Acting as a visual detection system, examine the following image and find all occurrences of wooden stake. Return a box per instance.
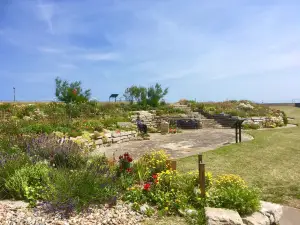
[199,162,206,197]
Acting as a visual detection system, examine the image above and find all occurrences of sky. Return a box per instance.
[0,0,300,103]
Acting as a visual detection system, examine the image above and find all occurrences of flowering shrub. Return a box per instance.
[25,134,86,169]
[207,174,260,215]
[118,152,133,174]
[138,150,169,175]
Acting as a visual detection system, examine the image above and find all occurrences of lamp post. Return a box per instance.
[13,87,15,102]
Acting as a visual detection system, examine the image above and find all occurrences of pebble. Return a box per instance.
[0,201,145,225]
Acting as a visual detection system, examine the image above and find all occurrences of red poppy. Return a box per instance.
[155,179,158,184]
[126,168,132,173]
[124,152,129,157]
[152,174,158,180]
[127,157,133,162]
[143,183,151,191]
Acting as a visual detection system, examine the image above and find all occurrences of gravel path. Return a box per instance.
[0,201,144,225]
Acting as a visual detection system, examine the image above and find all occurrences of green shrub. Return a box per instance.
[50,169,118,210]
[5,163,53,205]
[242,123,260,130]
[0,152,31,198]
[282,111,288,125]
[207,174,260,215]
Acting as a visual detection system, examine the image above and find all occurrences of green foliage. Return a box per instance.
[207,174,260,215]
[5,163,53,205]
[50,168,118,210]
[124,86,147,105]
[123,83,168,107]
[282,111,288,125]
[242,123,260,130]
[55,77,91,104]
[147,83,169,107]
[0,153,31,198]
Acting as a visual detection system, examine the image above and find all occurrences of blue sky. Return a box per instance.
[0,0,300,102]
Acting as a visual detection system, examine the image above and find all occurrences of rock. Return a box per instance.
[104,133,112,139]
[205,207,244,225]
[112,137,121,143]
[95,139,103,145]
[242,212,270,225]
[139,204,150,214]
[259,201,283,224]
[112,132,121,138]
[185,209,198,216]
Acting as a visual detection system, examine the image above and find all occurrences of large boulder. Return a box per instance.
[242,212,270,225]
[259,201,283,224]
[205,207,244,225]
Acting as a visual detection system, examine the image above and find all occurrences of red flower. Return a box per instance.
[127,157,133,162]
[124,152,129,157]
[72,89,77,95]
[126,168,132,173]
[155,179,158,184]
[152,174,158,180]
[143,183,151,191]
[119,155,123,159]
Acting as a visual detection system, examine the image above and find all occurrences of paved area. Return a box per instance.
[91,129,253,159]
[280,206,300,225]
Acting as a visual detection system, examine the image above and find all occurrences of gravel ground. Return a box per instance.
[0,201,145,225]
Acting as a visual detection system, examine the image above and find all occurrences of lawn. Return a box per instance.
[178,106,300,208]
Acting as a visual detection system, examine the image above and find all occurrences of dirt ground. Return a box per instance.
[91,128,253,159]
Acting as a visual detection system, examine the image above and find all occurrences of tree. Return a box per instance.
[147,83,168,107]
[123,85,147,105]
[55,77,91,104]
[123,83,168,107]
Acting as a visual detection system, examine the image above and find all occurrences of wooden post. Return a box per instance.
[166,160,177,170]
[171,160,177,170]
[199,162,206,198]
[198,153,203,164]
[239,123,242,143]
[235,123,238,143]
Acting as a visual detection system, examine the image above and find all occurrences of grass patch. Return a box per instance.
[178,106,300,208]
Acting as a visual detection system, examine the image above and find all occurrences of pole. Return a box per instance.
[13,87,15,102]
[239,122,242,143]
[199,162,206,198]
[235,122,238,143]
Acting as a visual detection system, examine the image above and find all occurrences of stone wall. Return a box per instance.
[69,130,138,148]
[131,111,202,130]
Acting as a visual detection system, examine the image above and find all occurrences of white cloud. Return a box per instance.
[38,47,63,53]
[82,53,119,61]
[37,0,55,34]
[59,63,77,69]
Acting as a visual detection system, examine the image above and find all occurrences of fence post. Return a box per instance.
[167,160,177,170]
[239,123,242,143]
[235,122,238,143]
[198,154,206,197]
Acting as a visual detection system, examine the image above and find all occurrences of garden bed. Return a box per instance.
[194,101,288,129]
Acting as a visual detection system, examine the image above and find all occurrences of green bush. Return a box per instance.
[50,169,118,210]
[0,152,31,198]
[207,174,260,215]
[242,123,260,130]
[282,111,288,125]
[5,163,53,205]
